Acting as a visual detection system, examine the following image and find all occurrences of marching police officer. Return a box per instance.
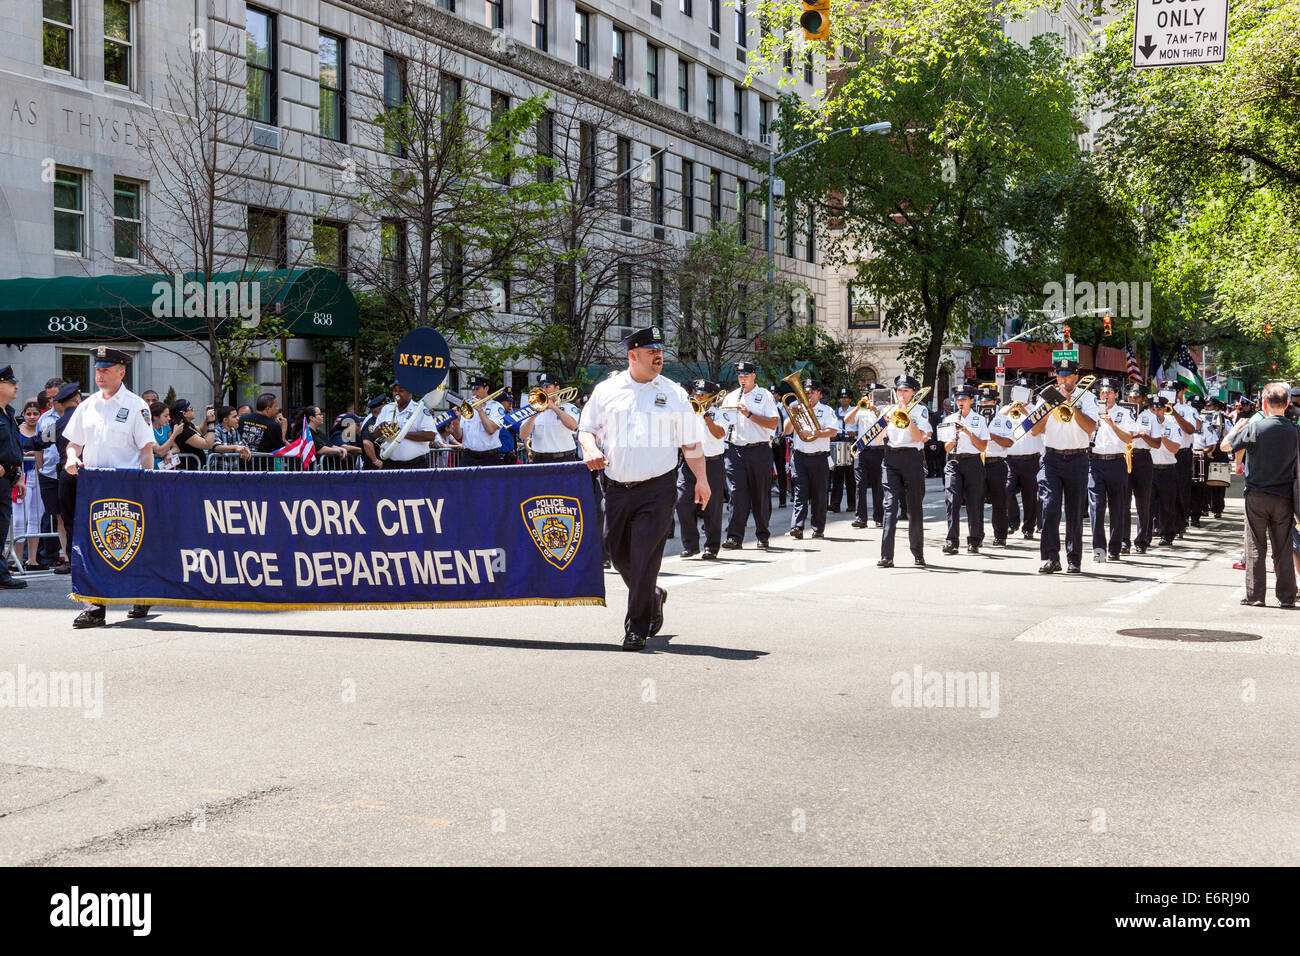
[1032,358,1097,574]
[0,366,27,590]
[358,394,389,469]
[978,384,1014,546]
[451,375,505,466]
[678,380,727,559]
[1003,377,1043,539]
[578,327,709,651]
[519,373,580,463]
[1088,378,1137,563]
[878,374,932,568]
[62,347,158,627]
[721,361,780,550]
[847,383,885,529]
[1123,385,1158,554]
[786,380,839,540]
[1201,400,1228,519]
[940,384,989,555]
[830,387,856,512]
[1146,399,1184,547]
[1165,381,1199,536]
[372,380,442,469]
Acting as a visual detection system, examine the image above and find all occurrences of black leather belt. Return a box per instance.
[1047,448,1088,459]
[1008,453,1040,459]
[951,453,982,461]
[604,470,674,489]
[1091,453,1125,461]
[885,446,921,454]
[1153,464,1176,470]
[730,442,766,448]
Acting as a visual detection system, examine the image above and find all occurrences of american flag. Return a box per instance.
[1125,341,1142,384]
[274,428,316,469]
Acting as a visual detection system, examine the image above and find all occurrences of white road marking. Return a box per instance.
[755,558,878,593]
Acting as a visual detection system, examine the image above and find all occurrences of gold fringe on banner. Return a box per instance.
[69,594,606,611]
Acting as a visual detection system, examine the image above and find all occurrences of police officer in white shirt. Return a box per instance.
[1088,377,1138,563]
[61,347,157,628]
[785,380,839,540]
[579,327,709,651]
[358,394,389,470]
[846,383,886,529]
[978,384,1014,546]
[1165,381,1199,535]
[1145,399,1184,547]
[677,379,727,559]
[1002,377,1045,540]
[451,375,505,467]
[373,380,442,469]
[830,387,856,513]
[1030,358,1097,574]
[720,360,780,550]
[940,384,990,555]
[878,374,932,568]
[1121,384,1159,554]
[1200,400,1228,519]
[520,373,580,463]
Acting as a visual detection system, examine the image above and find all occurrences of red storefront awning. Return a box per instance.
[975,342,1095,372]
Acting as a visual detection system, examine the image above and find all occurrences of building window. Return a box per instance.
[617,264,632,328]
[647,43,660,99]
[616,137,632,216]
[574,10,590,69]
[491,272,511,313]
[709,0,720,34]
[532,0,548,51]
[735,0,746,47]
[381,220,406,286]
[847,286,881,329]
[312,219,347,279]
[433,0,454,11]
[612,27,627,85]
[652,269,665,329]
[104,0,133,87]
[246,7,275,124]
[439,74,462,141]
[784,42,793,74]
[382,53,404,156]
[679,287,695,360]
[487,0,503,30]
[43,0,75,73]
[681,0,693,15]
[536,110,554,182]
[784,200,794,256]
[53,168,84,255]
[706,73,717,124]
[319,33,345,142]
[805,205,815,263]
[579,122,597,203]
[760,98,771,140]
[247,208,286,270]
[733,84,744,135]
[737,178,747,242]
[490,90,511,184]
[710,169,722,225]
[804,49,813,85]
[681,159,694,232]
[652,152,665,225]
[678,60,690,111]
[807,294,815,326]
[113,178,142,261]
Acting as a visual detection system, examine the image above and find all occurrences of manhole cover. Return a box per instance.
[1116,627,1262,643]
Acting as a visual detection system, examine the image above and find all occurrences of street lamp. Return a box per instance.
[764,122,891,333]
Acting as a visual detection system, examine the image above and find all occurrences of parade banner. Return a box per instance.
[70,464,605,611]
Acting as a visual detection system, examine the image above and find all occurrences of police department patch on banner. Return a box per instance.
[88,498,144,571]
[521,495,583,570]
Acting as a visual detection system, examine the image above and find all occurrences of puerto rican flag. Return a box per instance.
[274,428,316,469]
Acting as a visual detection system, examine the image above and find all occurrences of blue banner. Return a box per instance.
[70,464,605,611]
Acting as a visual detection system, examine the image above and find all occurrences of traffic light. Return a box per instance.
[1062,325,1072,346]
[1102,315,1113,337]
[800,0,830,43]
[1264,322,1273,339]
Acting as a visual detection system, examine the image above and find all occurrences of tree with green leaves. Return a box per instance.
[754,322,852,393]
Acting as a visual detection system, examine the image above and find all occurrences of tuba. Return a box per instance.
[781,372,820,443]
[889,387,932,429]
[373,420,400,444]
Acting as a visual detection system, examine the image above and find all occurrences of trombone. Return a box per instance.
[889,387,932,429]
[1052,375,1097,424]
[690,389,727,416]
[458,387,506,418]
[527,385,579,408]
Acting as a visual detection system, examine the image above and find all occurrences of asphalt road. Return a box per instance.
[2,479,1296,865]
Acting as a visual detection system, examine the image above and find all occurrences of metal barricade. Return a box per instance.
[6,455,61,576]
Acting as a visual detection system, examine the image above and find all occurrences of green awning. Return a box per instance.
[0,268,358,343]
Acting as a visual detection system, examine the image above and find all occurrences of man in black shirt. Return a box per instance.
[1223,382,1298,608]
[237,393,284,457]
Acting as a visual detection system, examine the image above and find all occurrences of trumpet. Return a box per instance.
[527,385,579,408]
[855,394,877,411]
[690,390,727,416]
[1052,375,1097,424]
[889,387,932,429]
[1005,401,1028,422]
[459,387,506,418]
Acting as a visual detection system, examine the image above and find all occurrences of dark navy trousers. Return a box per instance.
[1088,456,1129,557]
[881,447,926,562]
[944,454,985,547]
[1005,454,1040,534]
[1038,450,1088,565]
[725,443,772,544]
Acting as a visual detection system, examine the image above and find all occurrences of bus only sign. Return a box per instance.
[1133,0,1230,69]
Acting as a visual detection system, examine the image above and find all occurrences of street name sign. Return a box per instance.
[1052,349,1079,362]
[1133,0,1230,68]
[987,347,1012,356]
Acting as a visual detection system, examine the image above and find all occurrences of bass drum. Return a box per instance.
[1206,461,1232,487]
[830,440,854,468]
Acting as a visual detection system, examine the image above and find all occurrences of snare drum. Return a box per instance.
[1206,461,1232,487]
[830,440,854,468]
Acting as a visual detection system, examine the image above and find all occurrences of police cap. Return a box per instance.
[894,374,921,390]
[735,361,758,375]
[620,326,665,351]
[54,381,80,402]
[0,365,15,384]
[91,346,132,368]
[1053,358,1080,376]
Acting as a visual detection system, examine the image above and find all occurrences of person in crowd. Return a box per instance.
[15,400,47,570]
[140,389,159,404]
[51,384,83,576]
[36,383,78,568]
[150,401,180,470]
[237,403,252,417]
[209,405,252,469]
[44,377,64,402]
[497,394,521,465]
[168,399,214,469]
[302,406,349,461]
[238,393,284,455]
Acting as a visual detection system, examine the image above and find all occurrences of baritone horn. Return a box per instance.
[889,386,932,429]
[780,372,820,442]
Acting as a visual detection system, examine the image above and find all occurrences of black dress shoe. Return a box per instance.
[1023,531,1034,540]
[1280,601,1296,609]
[876,558,893,568]
[602,558,611,569]
[1134,545,1147,554]
[811,530,824,539]
[828,506,841,513]
[0,578,27,589]
[1120,545,1131,554]
[874,521,882,528]
[756,540,769,550]
[52,564,71,575]
[700,550,717,560]
[967,545,980,554]
[649,587,667,637]
[992,539,1006,547]
[722,539,741,550]
[941,544,958,555]
[1109,553,1121,561]
[851,520,867,529]
[680,548,699,558]
[1240,598,1265,607]
[73,607,106,628]
[1038,561,1062,574]
[1066,564,1081,574]
[127,604,151,619]
[1007,526,1020,536]
[622,632,647,651]
[788,527,803,539]
[913,557,927,567]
